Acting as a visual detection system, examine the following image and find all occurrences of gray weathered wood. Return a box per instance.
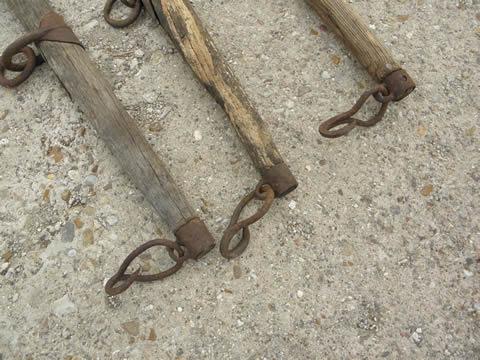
[144,0,286,173]
[306,0,402,81]
[6,0,196,231]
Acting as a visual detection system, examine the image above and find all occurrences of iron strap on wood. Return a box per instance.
[3,0,215,296]
[0,11,83,88]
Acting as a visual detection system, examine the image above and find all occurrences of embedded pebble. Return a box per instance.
[52,295,76,316]
[321,71,330,79]
[411,328,423,345]
[61,222,75,243]
[0,262,10,275]
[85,175,98,186]
[289,200,297,210]
[297,290,304,298]
[194,130,202,141]
[106,215,119,226]
[122,320,140,336]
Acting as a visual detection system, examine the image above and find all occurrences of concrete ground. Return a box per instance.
[0,0,479,359]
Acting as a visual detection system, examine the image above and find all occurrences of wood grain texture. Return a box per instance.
[6,0,196,231]
[306,0,401,81]
[145,0,285,172]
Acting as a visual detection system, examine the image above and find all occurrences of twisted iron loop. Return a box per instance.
[0,26,69,88]
[319,84,395,138]
[220,183,275,259]
[104,239,188,296]
[104,0,144,28]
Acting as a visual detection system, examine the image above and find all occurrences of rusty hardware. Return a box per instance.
[0,12,82,88]
[221,163,297,259]
[220,183,275,259]
[105,217,215,296]
[319,69,416,138]
[104,0,144,28]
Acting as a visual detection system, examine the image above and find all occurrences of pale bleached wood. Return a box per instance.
[306,0,402,81]
[145,0,286,172]
[6,0,196,231]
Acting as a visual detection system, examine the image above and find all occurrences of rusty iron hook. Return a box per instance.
[105,239,188,296]
[220,182,275,259]
[319,84,395,138]
[104,0,143,28]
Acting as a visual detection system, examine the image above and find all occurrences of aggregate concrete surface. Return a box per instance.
[0,0,479,359]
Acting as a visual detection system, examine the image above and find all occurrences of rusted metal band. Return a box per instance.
[260,162,298,197]
[382,69,416,102]
[174,217,216,260]
[0,11,83,88]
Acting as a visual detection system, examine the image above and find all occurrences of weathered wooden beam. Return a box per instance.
[306,0,402,82]
[144,0,297,197]
[5,0,214,260]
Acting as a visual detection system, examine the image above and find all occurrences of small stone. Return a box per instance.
[411,328,423,345]
[305,165,312,172]
[67,249,77,257]
[83,229,94,246]
[417,125,427,137]
[289,200,297,210]
[0,262,10,275]
[321,71,330,79]
[286,100,295,109]
[147,328,157,341]
[73,218,84,229]
[297,290,304,298]
[135,49,145,58]
[237,319,244,326]
[106,215,119,226]
[2,250,13,262]
[465,127,476,137]
[121,320,140,336]
[62,222,75,243]
[463,269,474,278]
[84,206,95,216]
[52,295,76,316]
[420,184,433,197]
[177,307,183,312]
[0,110,8,120]
[85,175,98,186]
[43,188,50,202]
[193,130,202,141]
[61,190,71,203]
[397,15,410,22]
[47,146,64,163]
[331,55,341,65]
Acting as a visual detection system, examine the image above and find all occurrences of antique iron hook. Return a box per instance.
[105,239,188,296]
[220,182,275,259]
[319,70,416,138]
[103,0,143,28]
